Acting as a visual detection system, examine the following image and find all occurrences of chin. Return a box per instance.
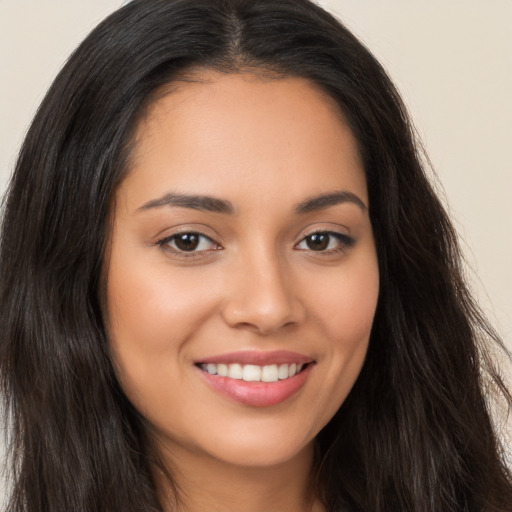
[196,425,316,469]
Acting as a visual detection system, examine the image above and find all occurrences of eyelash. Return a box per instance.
[156,230,355,258]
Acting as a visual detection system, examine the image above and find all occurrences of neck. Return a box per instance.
[152,440,323,512]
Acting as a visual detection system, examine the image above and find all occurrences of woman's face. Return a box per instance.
[106,71,379,470]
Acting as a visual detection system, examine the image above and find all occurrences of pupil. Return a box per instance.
[307,233,329,251]
[175,233,199,251]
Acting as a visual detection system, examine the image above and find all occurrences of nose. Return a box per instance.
[221,250,305,334]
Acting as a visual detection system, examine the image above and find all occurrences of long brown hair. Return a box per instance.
[1,1,511,510]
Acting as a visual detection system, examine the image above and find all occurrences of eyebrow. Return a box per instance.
[138,190,367,215]
[295,191,367,213]
[138,193,235,214]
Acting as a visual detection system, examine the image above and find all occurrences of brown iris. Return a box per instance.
[174,233,200,251]
[305,233,330,251]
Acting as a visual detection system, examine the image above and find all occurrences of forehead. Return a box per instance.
[120,70,367,209]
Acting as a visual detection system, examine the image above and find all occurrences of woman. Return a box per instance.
[1,1,511,511]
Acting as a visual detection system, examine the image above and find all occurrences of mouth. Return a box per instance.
[196,361,311,382]
[195,351,316,407]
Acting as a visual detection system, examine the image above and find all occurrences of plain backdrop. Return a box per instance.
[1,0,511,505]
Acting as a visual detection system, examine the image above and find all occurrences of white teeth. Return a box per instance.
[227,363,243,379]
[242,365,261,382]
[261,364,279,382]
[201,362,306,382]
[278,364,289,380]
[217,363,228,377]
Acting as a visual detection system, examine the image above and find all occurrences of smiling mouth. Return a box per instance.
[195,351,316,406]
[197,362,311,382]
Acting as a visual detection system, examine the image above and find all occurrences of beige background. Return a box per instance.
[1,0,511,505]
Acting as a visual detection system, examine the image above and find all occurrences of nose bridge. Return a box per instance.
[222,242,302,333]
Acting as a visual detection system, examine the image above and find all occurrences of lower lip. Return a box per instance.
[198,364,313,407]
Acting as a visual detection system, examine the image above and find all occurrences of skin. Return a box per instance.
[106,71,379,512]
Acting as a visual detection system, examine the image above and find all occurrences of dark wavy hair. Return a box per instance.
[1,1,511,511]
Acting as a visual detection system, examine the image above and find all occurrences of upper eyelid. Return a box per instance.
[295,221,351,237]
[296,228,353,242]
[155,225,220,244]
[296,230,354,246]
[300,228,349,237]
[158,232,217,246]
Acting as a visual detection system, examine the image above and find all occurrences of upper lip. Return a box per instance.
[196,350,315,366]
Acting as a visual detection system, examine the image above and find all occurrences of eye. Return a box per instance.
[157,232,219,253]
[296,231,354,252]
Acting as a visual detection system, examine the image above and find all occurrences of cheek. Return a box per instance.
[318,253,379,344]
[107,253,215,345]
[308,251,379,413]
[104,249,219,397]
